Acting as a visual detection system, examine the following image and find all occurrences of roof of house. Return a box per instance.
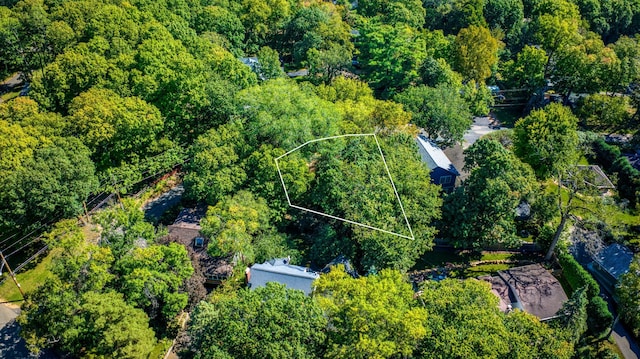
[482,264,568,320]
[249,258,319,295]
[171,205,208,230]
[416,135,460,175]
[594,243,634,280]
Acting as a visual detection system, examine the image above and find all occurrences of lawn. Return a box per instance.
[411,249,471,271]
[462,263,512,277]
[0,91,19,102]
[0,250,55,302]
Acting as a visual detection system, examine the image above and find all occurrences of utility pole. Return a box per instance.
[0,250,25,299]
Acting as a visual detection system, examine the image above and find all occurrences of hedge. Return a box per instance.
[558,250,600,299]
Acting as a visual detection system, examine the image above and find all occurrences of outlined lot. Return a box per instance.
[274,133,415,240]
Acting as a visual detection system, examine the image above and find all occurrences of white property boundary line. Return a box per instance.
[274,133,415,240]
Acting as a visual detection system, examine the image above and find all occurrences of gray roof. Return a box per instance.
[248,258,319,295]
[594,243,633,279]
[416,135,460,175]
[172,205,207,230]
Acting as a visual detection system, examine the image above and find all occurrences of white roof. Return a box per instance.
[249,258,319,295]
[415,135,459,175]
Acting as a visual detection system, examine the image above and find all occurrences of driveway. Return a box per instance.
[0,304,59,358]
[443,116,501,183]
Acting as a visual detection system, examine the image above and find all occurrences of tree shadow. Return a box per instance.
[0,320,59,358]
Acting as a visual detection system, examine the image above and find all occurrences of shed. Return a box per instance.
[415,135,460,193]
[248,258,319,295]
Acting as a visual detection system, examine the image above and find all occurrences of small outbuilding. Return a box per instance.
[415,135,460,193]
[247,258,319,295]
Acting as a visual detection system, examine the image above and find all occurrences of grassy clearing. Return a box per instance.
[0,91,19,102]
[463,263,512,277]
[480,252,515,261]
[0,250,55,302]
[411,249,470,270]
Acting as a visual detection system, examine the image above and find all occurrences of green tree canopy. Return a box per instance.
[514,103,579,178]
[618,255,640,337]
[314,266,428,359]
[454,25,502,83]
[440,139,536,249]
[188,282,327,359]
[395,84,472,146]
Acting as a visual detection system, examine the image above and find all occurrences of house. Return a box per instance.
[481,264,568,320]
[415,135,460,193]
[588,243,633,295]
[167,206,234,284]
[247,258,319,295]
[575,165,615,192]
[167,206,207,243]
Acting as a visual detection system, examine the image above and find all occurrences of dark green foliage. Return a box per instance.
[591,138,640,207]
[557,250,600,299]
[587,296,614,338]
[440,139,536,249]
[617,255,640,337]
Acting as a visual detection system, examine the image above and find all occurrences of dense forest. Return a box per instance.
[1,0,640,357]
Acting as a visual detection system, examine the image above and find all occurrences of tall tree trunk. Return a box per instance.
[545,213,568,261]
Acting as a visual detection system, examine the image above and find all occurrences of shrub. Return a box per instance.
[587,296,614,338]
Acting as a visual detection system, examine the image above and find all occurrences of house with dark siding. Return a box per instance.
[416,135,460,193]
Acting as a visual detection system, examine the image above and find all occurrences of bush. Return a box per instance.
[587,296,614,338]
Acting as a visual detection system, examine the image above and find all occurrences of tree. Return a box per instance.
[183,122,249,205]
[440,139,536,249]
[424,0,487,34]
[314,266,428,359]
[577,94,631,131]
[188,283,327,359]
[552,287,588,344]
[0,130,98,232]
[395,84,472,146]
[306,44,351,83]
[243,144,314,218]
[194,6,245,54]
[417,278,573,359]
[66,88,164,170]
[94,198,158,258]
[117,243,194,332]
[358,0,426,28]
[237,78,340,149]
[358,22,427,96]
[256,46,284,80]
[454,25,502,84]
[514,103,579,179]
[484,0,524,33]
[309,133,442,271]
[200,190,293,263]
[618,254,640,337]
[20,284,157,359]
[500,45,548,91]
